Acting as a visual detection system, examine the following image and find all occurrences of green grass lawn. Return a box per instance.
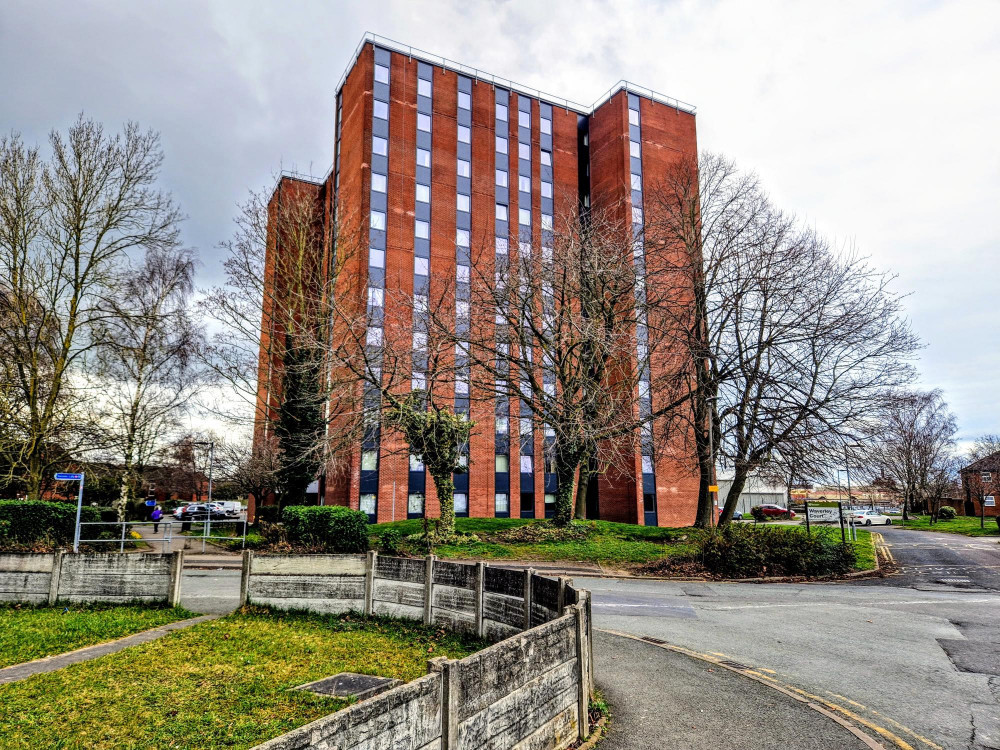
[852,529,876,571]
[371,518,705,567]
[0,604,194,669]
[902,514,1000,537]
[0,607,483,749]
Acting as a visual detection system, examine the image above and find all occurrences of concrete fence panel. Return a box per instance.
[0,553,57,604]
[246,553,366,614]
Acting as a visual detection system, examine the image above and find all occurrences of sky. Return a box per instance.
[2,0,998,443]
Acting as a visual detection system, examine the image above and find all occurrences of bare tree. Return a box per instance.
[93,246,202,519]
[0,116,183,498]
[218,435,281,519]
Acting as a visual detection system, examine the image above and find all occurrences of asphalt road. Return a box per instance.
[580,527,1000,750]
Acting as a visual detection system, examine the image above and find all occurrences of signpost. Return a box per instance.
[54,472,86,552]
[805,501,847,542]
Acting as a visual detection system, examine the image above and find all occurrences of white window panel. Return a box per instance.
[415,257,429,276]
[518,175,531,193]
[495,236,509,254]
[415,220,429,239]
[456,300,470,319]
[544,423,555,437]
[456,228,470,246]
[496,103,508,121]
[496,416,509,434]
[518,240,531,256]
[496,204,508,221]
[457,264,470,282]
[541,150,552,166]
[408,493,424,514]
[372,136,388,156]
[518,110,530,128]
[629,108,640,126]
[360,493,376,515]
[631,173,642,191]
[457,158,471,178]
[372,173,387,193]
[642,455,655,474]
[418,78,432,97]
[520,417,532,435]
[541,181,552,198]
[632,206,643,224]
[542,244,553,261]
[409,453,424,471]
[457,193,470,212]
[520,455,533,473]
[495,493,509,513]
[495,136,508,154]
[541,214,553,230]
[454,493,468,513]
[540,117,551,135]
[374,100,388,120]
[366,326,383,346]
[417,148,431,167]
[361,450,378,471]
[544,493,556,508]
[413,331,427,351]
[367,287,383,307]
[457,125,470,144]
[544,383,555,396]
[414,294,428,316]
[370,210,386,230]
[417,113,431,132]
[496,169,508,187]
[458,91,471,110]
[374,64,389,84]
[629,140,641,158]
[518,142,530,160]
[416,184,430,203]
[495,455,509,472]
[369,248,385,268]
[411,372,426,391]
[986,496,996,506]
[455,378,469,395]
[495,308,506,324]
[519,208,531,226]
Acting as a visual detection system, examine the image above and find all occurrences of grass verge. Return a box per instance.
[852,529,876,571]
[0,607,484,749]
[902,514,1000,537]
[0,603,194,669]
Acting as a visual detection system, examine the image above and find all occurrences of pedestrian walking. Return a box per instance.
[151,505,163,534]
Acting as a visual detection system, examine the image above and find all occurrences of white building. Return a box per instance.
[716,469,789,514]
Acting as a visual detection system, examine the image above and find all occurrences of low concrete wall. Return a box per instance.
[0,552,183,606]
[245,552,593,750]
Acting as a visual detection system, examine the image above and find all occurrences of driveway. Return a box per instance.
[580,528,1000,749]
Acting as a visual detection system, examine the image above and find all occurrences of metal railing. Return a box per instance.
[77,521,174,553]
[183,517,249,553]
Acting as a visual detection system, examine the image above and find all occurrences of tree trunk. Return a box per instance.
[693,410,715,528]
[719,466,750,527]
[554,460,579,527]
[574,461,591,520]
[430,470,455,539]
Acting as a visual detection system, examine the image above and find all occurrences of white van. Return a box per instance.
[216,501,244,517]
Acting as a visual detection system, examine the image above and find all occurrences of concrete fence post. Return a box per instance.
[557,576,568,616]
[523,568,535,631]
[424,555,435,626]
[168,550,185,608]
[584,590,595,694]
[47,550,65,605]
[474,562,485,637]
[365,550,377,616]
[440,658,459,750]
[573,603,590,740]
[237,550,251,607]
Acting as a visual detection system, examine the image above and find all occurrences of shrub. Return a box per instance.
[282,505,369,553]
[750,506,768,522]
[702,523,855,578]
[255,505,281,525]
[379,528,403,556]
[0,500,103,546]
[937,505,956,520]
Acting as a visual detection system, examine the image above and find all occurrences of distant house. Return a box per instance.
[959,452,1000,518]
[716,470,789,514]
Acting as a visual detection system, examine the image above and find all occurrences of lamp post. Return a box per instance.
[706,395,718,527]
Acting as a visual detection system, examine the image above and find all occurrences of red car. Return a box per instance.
[758,504,797,518]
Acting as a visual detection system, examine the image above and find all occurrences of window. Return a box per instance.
[629,140,641,158]
[418,78,432,98]
[415,220,429,239]
[544,493,556,509]
[495,493,509,514]
[496,204,508,221]
[408,493,425,515]
[370,210,386,230]
[458,91,471,110]
[541,150,552,166]
[540,117,551,135]
[457,264,469,282]
[456,300,469,320]
[367,286,383,308]
[413,331,427,351]
[520,417,532,436]
[374,64,389,84]
[986,496,996,506]
[496,136,508,154]
[456,229,470,246]
[457,193,470,212]
[495,454,509,472]
[361,451,378,471]
[372,136,388,156]
[518,110,530,128]
[496,103,508,121]
[374,100,388,120]
[541,181,552,198]
[520,455,533,474]
[454,493,468,514]
[642,455,654,474]
[371,173,386,193]
[629,108,640,126]
[519,208,531,226]
[458,125,471,143]
[496,169,508,187]
[369,248,385,268]
[541,214,553,230]
[360,493,376,515]
[416,183,430,203]
[414,294,429,316]
[518,142,530,160]
[632,206,643,224]
[415,257,429,276]
[457,158,470,178]
[411,372,426,391]
[409,453,424,471]
[417,148,431,168]
[631,173,642,191]
[982,472,993,483]
[519,240,531,255]
[366,326,383,346]
[519,175,531,193]
[495,236,509,254]
[417,113,431,132]
[496,416,509,435]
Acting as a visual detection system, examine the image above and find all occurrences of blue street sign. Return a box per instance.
[145,499,156,506]
[54,473,83,481]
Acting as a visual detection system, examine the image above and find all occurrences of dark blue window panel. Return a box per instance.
[495,436,509,453]
[643,493,658,527]
[458,76,472,92]
[541,165,553,181]
[643,473,656,494]
[518,126,530,142]
[409,471,426,493]
[458,109,471,127]
[544,473,557,493]
[496,153,508,171]
[372,154,389,174]
[454,397,470,413]
[373,82,390,101]
[368,267,385,287]
[519,158,531,176]
[629,124,641,142]
[520,473,534,493]
[630,156,642,174]
[373,118,389,139]
[457,176,471,194]
[414,276,429,295]
[368,307,384,326]
[495,219,508,235]
[457,246,471,265]
[415,202,430,221]
[627,93,640,109]
[518,225,531,243]
[370,191,387,211]
[456,283,470,301]
[520,491,535,518]
[374,47,391,65]
[413,352,428,371]
[360,471,379,493]
[414,239,430,257]
[632,189,643,206]
[456,320,469,336]
[495,471,509,493]
[518,97,531,112]
[418,61,433,77]
[417,131,432,150]
[457,212,471,231]
[457,142,471,160]
[495,185,508,203]
[418,95,432,113]
[454,473,468,493]
[541,134,552,151]
[369,228,386,247]
[416,165,432,183]
[542,198,553,214]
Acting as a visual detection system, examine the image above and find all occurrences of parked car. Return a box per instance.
[172,505,187,519]
[850,509,892,526]
[733,510,743,520]
[216,501,244,517]
[884,508,902,515]
[179,503,229,521]
[758,504,797,519]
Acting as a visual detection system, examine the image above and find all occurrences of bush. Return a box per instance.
[255,505,281,525]
[0,500,103,547]
[937,505,956,520]
[379,528,403,556]
[750,506,768,522]
[702,523,855,578]
[282,505,369,553]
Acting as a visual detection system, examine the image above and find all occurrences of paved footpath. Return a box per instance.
[0,615,217,684]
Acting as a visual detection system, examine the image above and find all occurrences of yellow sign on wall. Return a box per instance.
[708,485,719,492]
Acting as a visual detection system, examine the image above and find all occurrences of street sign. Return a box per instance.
[708,485,719,493]
[145,499,156,507]
[54,473,83,481]
[806,501,840,523]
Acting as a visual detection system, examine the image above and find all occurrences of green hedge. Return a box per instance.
[0,500,103,546]
[255,505,281,525]
[702,523,855,578]
[281,505,369,553]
